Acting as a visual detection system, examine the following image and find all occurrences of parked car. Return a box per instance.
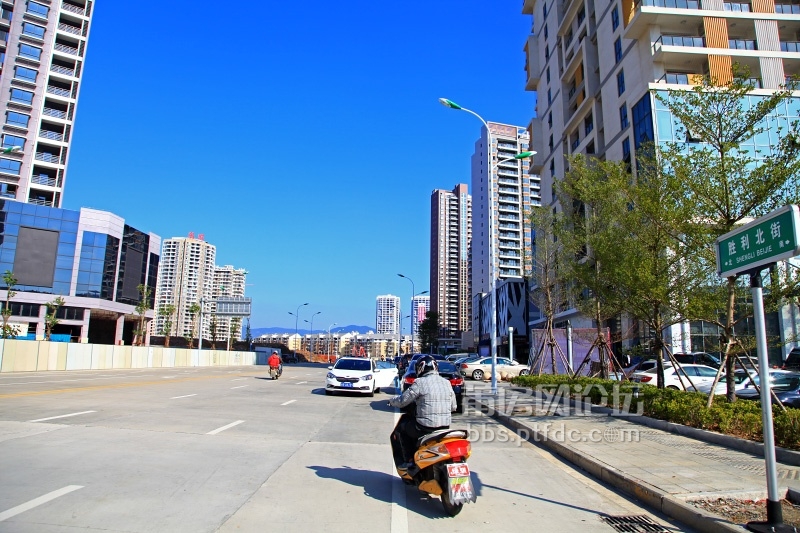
[459,357,529,380]
[624,359,673,375]
[402,360,465,413]
[325,357,396,396]
[631,364,719,390]
[736,372,800,407]
[673,352,721,368]
[782,348,800,371]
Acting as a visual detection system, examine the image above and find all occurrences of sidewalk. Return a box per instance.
[468,382,800,533]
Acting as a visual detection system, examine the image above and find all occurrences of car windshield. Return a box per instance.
[334,359,371,371]
[438,362,457,374]
[375,361,395,369]
[773,376,800,390]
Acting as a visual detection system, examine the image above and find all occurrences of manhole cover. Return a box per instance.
[600,514,671,532]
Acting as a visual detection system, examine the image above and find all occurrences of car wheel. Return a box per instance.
[519,369,530,376]
[375,387,381,394]
[472,369,484,381]
[368,385,375,397]
[667,385,679,390]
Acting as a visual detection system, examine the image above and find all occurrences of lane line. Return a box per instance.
[207,420,244,435]
[170,394,197,399]
[28,411,96,423]
[230,385,248,390]
[0,485,84,522]
[280,400,296,406]
[390,411,409,533]
[231,378,246,381]
[296,381,308,385]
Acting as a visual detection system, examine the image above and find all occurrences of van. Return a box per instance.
[783,348,800,371]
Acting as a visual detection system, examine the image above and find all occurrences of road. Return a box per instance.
[0,364,690,532]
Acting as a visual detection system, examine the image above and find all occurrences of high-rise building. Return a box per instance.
[411,294,430,336]
[471,122,534,297]
[431,184,472,338]
[375,294,400,335]
[0,0,95,207]
[154,234,216,339]
[522,0,800,209]
[212,265,247,340]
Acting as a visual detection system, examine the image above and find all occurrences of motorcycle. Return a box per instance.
[391,410,477,516]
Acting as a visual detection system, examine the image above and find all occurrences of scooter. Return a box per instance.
[391,410,477,516]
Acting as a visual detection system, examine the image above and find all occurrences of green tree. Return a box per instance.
[1,270,18,339]
[209,313,219,349]
[44,296,65,341]
[657,70,800,401]
[245,318,252,349]
[418,311,439,354]
[186,302,201,349]
[229,317,242,350]
[158,304,176,347]
[133,284,152,346]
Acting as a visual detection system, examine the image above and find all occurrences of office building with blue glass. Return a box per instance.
[0,200,160,344]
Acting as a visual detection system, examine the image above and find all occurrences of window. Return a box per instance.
[26,1,48,17]
[614,37,622,63]
[22,22,45,39]
[547,88,552,105]
[546,66,550,83]
[549,134,554,151]
[19,43,41,60]
[6,111,29,128]
[622,137,631,163]
[549,159,555,176]
[2,134,25,150]
[548,111,553,129]
[611,5,620,30]
[617,70,626,95]
[545,44,550,60]
[544,23,548,39]
[14,66,37,83]
[543,2,548,17]
[10,88,33,105]
[584,115,594,135]
[578,6,586,24]
[619,104,629,128]
[0,158,21,175]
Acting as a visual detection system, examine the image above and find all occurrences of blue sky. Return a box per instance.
[63,1,535,332]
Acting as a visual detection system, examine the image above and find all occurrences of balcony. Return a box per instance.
[35,152,61,164]
[782,41,800,52]
[51,64,75,77]
[730,39,757,50]
[625,0,703,40]
[724,1,751,9]
[61,2,86,16]
[57,22,82,36]
[54,43,78,56]
[776,2,800,13]
[31,173,57,186]
[28,197,53,206]
[660,35,705,48]
[47,85,71,98]
[42,107,68,119]
[39,130,64,142]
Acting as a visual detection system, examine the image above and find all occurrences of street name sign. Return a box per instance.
[715,205,800,278]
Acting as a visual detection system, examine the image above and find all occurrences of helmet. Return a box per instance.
[415,355,438,378]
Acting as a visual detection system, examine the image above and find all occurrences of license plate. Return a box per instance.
[446,463,470,478]
[341,382,353,388]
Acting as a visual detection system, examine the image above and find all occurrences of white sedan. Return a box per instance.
[459,357,529,380]
[697,369,795,395]
[325,357,396,396]
[631,364,719,390]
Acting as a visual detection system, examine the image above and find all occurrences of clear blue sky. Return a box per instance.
[63,1,535,332]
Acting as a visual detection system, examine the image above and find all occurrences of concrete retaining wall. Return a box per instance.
[0,339,256,372]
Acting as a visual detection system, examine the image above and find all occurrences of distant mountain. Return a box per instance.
[251,325,373,337]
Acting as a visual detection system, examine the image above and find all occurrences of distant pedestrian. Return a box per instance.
[268,351,281,380]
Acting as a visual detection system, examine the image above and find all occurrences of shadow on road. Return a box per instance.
[369,399,395,413]
[307,465,450,518]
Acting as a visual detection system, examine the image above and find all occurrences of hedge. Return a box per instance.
[510,374,800,450]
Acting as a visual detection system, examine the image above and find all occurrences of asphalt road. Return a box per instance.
[0,364,691,532]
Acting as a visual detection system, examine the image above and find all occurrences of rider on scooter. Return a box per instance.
[389,355,457,468]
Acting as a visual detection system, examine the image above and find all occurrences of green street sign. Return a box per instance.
[716,205,800,278]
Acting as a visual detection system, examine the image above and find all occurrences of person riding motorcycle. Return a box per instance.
[389,355,457,467]
[267,351,281,380]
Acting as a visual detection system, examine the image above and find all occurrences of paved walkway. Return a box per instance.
[467,382,800,532]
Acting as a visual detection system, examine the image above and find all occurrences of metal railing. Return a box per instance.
[660,35,705,47]
[61,2,86,16]
[42,107,67,119]
[50,64,75,77]
[781,41,800,52]
[775,3,800,12]
[658,72,690,84]
[730,39,757,50]
[31,173,57,186]
[47,85,71,97]
[28,197,53,206]
[639,0,700,7]
[57,23,81,35]
[724,1,751,10]
[54,43,78,55]
[35,152,60,164]
[39,130,64,141]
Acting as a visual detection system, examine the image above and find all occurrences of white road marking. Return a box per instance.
[29,411,96,423]
[0,485,84,522]
[170,394,197,399]
[296,381,308,385]
[280,400,296,406]
[231,378,246,381]
[231,385,248,390]
[207,420,244,435]
[162,376,177,379]
[390,411,408,533]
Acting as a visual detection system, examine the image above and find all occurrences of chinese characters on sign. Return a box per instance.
[716,205,800,278]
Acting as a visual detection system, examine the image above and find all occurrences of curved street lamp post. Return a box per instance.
[304,311,321,356]
[439,97,535,394]
[327,323,338,363]
[288,302,308,362]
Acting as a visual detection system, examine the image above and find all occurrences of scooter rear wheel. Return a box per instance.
[441,485,463,517]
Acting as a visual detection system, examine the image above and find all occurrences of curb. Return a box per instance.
[477,398,747,533]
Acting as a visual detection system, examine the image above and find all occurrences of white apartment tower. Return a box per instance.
[375,294,400,335]
[471,122,535,297]
[0,0,94,206]
[154,234,216,339]
[431,184,472,338]
[212,265,247,340]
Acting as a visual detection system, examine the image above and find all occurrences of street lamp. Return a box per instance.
[304,311,321,356]
[327,322,337,363]
[397,274,416,353]
[288,302,308,361]
[439,97,536,394]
